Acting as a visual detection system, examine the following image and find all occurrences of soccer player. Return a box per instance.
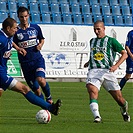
[13,6,53,104]
[0,17,61,115]
[119,30,133,90]
[84,20,130,123]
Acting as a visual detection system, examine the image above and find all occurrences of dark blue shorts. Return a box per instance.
[21,57,46,91]
[0,72,15,91]
[126,57,133,74]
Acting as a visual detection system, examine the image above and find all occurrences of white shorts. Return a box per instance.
[86,69,121,91]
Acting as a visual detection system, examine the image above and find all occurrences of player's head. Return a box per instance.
[17,6,29,25]
[2,18,17,37]
[93,20,105,39]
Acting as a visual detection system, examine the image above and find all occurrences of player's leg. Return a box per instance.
[21,64,44,99]
[35,58,53,104]
[103,79,130,122]
[0,89,3,97]
[86,83,101,123]
[109,90,130,122]
[9,78,61,115]
[119,73,131,90]
[119,58,133,90]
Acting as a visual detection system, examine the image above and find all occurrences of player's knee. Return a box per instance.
[37,77,46,87]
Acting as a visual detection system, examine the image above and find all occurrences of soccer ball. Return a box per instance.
[36,109,51,124]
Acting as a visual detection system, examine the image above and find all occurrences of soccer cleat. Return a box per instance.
[121,112,130,122]
[51,99,62,115]
[94,116,102,123]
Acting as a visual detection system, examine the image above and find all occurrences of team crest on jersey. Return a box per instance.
[17,33,24,40]
[27,30,37,38]
[94,52,104,61]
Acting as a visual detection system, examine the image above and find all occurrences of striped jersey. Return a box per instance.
[89,35,124,69]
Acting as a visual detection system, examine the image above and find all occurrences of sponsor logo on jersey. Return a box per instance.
[18,39,37,48]
[94,52,104,61]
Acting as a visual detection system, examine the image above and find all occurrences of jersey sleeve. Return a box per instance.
[111,38,124,53]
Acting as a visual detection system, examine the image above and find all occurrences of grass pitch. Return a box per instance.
[0,82,132,133]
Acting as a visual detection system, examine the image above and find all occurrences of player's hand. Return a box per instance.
[109,65,118,72]
[18,48,27,56]
[36,43,43,51]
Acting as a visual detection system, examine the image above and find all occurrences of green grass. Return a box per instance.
[0,82,132,133]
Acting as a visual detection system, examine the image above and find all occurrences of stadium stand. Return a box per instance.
[114,15,124,26]
[42,13,51,23]
[62,13,73,24]
[0,12,8,23]
[0,0,132,26]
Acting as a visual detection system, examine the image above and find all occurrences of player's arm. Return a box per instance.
[125,46,133,60]
[109,50,128,72]
[12,42,27,56]
[36,39,44,51]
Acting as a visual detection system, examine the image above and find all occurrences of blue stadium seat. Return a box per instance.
[129,0,133,6]
[39,0,48,3]
[101,5,111,15]
[119,0,129,6]
[28,0,37,3]
[93,14,103,22]
[109,0,119,6]
[89,0,99,5]
[104,15,114,25]
[50,3,60,13]
[111,5,121,16]
[40,3,49,14]
[121,5,131,16]
[60,3,70,14]
[49,0,58,4]
[42,13,51,23]
[69,0,78,5]
[0,12,8,23]
[114,15,124,26]
[71,3,81,14]
[81,4,90,15]
[83,14,93,25]
[17,0,27,2]
[73,14,82,24]
[91,4,101,15]
[9,12,19,22]
[62,13,72,24]
[29,2,39,13]
[18,2,28,8]
[31,13,41,23]
[0,2,7,12]
[79,0,89,5]
[52,13,62,24]
[8,1,17,12]
[58,0,68,4]
[124,15,132,26]
[99,0,109,5]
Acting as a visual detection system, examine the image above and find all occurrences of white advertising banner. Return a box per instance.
[39,25,132,78]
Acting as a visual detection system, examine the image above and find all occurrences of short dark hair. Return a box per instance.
[94,20,104,26]
[17,6,29,16]
[2,17,17,30]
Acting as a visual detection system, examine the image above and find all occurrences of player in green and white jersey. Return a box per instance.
[84,20,130,123]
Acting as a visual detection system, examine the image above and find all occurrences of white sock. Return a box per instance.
[90,102,101,118]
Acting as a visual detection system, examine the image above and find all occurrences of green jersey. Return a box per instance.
[89,35,124,69]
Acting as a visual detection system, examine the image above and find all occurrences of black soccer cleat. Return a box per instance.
[51,99,62,115]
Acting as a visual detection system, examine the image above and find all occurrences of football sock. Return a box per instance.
[42,82,52,99]
[24,91,53,111]
[90,99,101,118]
[120,101,128,114]
[119,77,128,90]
